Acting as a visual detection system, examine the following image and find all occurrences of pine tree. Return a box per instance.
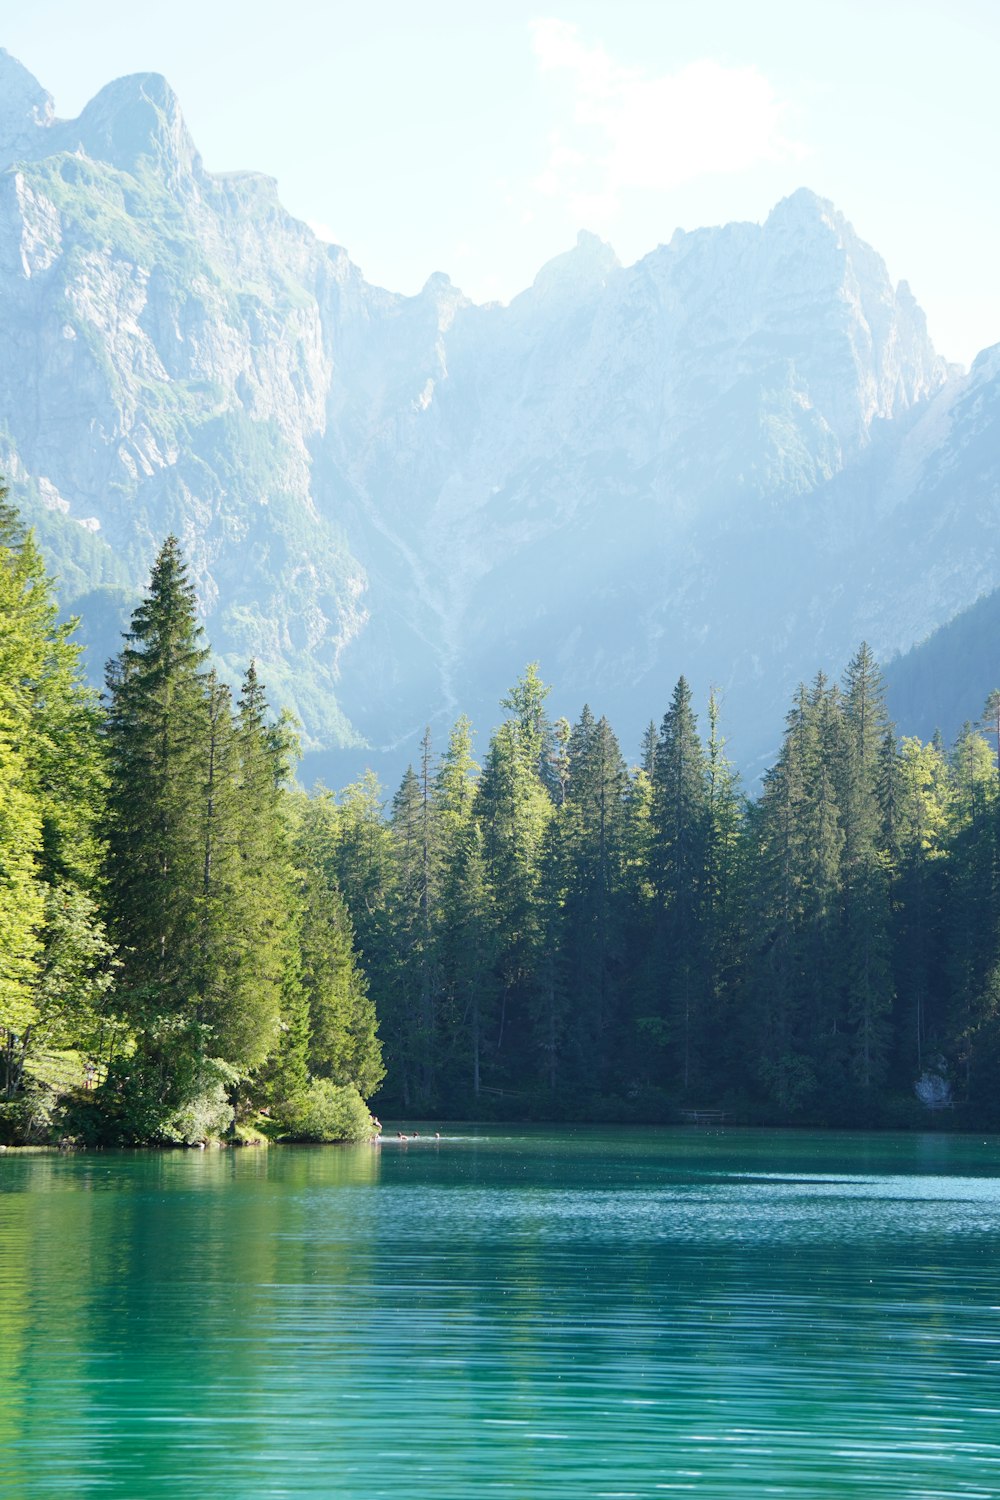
[438,818,493,1102]
[434,716,479,832]
[387,764,426,1108]
[651,677,709,1094]
[222,663,297,1068]
[535,812,571,1093]
[839,644,894,1093]
[892,736,951,1080]
[500,662,560,799]
[701,692,744,1090]
[104,540,299,1134]
[196,672,241,1034]
[333,771,393,964]
[559,710,629,1096]
[477,668,555,1084]
[747,688,811,1112]
[415,727,441,1102]
[105,537,211,1043]
[432,717,492,1101]
[617,750,659,1095]
[292,795,384,1098]
[746,679,843,1114]
[945,724,998,1097]
[799,676,846,1068]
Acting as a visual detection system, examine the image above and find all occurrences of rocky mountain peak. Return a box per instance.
[970,342,1000,380]
[524,228,620,306]
[0,50,54,170]
[767,185,838,228]
[573,227,618,260]
[421,269,458,299]
[68,72,202,189]
[416,270,468,336]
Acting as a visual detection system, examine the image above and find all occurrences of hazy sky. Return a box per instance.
[4,0,997,365]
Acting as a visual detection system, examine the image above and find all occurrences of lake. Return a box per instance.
[2,1126,1000,1498]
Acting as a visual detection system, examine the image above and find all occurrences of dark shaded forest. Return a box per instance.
[354,658,1000,1129]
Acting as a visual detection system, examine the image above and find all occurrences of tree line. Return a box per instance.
[0,492,382,1144]
[339,660,1000,1129]
[5,487,1000,1140]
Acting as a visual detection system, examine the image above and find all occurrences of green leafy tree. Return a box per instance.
[0,489,111,1105]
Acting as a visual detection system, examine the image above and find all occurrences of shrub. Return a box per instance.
[77,1052,237,1144]
[278,1079,374,1143]
[161,1077,234,1144]
[0,1086,57,1144]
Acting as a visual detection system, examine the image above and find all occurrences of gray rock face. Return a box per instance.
[0,50,55,170]
[0,54,992,771]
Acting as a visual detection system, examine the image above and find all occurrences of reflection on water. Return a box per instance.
[2,1129,1000,1498]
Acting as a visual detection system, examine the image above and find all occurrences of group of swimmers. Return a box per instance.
[369,1116,443,1143]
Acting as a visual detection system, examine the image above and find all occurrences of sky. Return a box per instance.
[3,0,998,366]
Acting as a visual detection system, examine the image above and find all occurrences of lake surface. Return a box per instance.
[3,1127,1000,1499]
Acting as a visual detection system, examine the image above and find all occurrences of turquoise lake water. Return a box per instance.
[2,1126,1000,1498]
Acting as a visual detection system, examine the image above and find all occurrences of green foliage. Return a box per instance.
[292,794,384,1096]
[161,1064,237,1145]
[101,543,305,1135]
[0,496,383,1144]
[328,655,1000,1130]
[104,534,213,1036]
[14,479,1000,1136]
[0,486,113,1101]
[649,677,712,1094]
[79,530,371,1139]
[0,1085,58,1145]
[277,1078,375,1143]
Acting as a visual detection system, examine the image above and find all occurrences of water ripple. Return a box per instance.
[2,1129,1000,1498]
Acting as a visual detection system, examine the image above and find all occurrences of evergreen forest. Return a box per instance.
[4,488,1000,1143]
[0,491,382,1146]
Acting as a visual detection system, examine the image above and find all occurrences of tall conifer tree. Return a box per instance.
[839,644,894,1093]
[105,537,211,1042]
[651,677,709,1093]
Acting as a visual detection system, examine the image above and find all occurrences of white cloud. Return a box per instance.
[529,19,806,223]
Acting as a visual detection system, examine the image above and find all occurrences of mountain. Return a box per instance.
[884,585,1000,748]
[0,49,995,779]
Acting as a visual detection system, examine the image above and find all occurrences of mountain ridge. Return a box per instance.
[0,52,994,777]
